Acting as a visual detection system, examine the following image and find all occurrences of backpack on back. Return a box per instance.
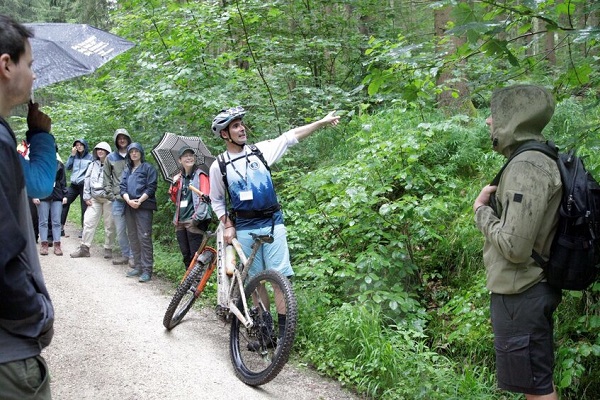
[491,140,600,290]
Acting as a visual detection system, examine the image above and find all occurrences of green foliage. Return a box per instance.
[15,1,600,398]
[301,302,509,399]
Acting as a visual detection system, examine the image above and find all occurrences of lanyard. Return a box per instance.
[226,149,250,188]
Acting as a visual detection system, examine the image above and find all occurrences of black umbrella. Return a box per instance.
[151,132,216,183]
[25,23,135,89]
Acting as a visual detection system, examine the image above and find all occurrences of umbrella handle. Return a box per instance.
[188,185,206,197]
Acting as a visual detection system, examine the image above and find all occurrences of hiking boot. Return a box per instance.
[70,245,90,258]
[138,272,151,283]
[40,241,49,256]
[126,269,141,277]
[103,248,113,259]
[53,242,63,256]
[112,256,129,265]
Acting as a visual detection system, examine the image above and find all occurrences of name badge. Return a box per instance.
[240,190,253,201]
[180,200,189,208]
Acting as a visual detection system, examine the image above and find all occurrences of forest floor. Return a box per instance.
[39,223,360,400]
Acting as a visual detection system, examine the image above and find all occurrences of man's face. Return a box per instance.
[117,134,129,150]
[222,119,246,143]
[6,40,35,108]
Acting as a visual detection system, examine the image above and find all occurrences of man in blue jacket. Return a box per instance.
[0,14,55,400]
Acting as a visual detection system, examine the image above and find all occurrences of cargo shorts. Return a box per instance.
[490,282,562,395]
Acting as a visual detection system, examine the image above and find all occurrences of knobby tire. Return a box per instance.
[162,263,206,330]
[229,269,297,386]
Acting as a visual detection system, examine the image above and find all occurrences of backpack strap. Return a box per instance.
[218,144,271,220]
[247,144,270,172]
[489,140,559,268]
[490,140,558,186]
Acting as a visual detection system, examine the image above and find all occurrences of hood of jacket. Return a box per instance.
[93,141,112,160]
[72,138,90,157]
[490,84,555,158]
[113,128,132,151]
[126,142,146,167]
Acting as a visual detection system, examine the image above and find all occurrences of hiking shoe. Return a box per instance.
[53,242,63,256]
[126,269,141,277]
[103,248,113,259]
[112,256,129,265]
[70,245,90,258]
[40,241,49,256]
[138,272,151,283]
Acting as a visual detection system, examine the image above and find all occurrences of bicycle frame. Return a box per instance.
[216,222,268,329]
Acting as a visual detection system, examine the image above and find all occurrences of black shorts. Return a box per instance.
[490,282,562,395]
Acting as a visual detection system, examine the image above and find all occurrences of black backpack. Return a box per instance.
[490,140,600,290]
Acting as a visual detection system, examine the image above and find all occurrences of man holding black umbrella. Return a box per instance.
[0,14,55,400]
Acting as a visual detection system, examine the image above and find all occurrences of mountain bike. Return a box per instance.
[163,217,297,386]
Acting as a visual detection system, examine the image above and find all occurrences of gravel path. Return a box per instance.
[40,224,359,400]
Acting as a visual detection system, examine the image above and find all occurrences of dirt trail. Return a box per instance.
[40,224,359,400]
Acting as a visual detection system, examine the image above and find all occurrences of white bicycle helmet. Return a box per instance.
[211,106,246,138]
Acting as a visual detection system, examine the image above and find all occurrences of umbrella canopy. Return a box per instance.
[151,132,216,183]
[25,23,135,89]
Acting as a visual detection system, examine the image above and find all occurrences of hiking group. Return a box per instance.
[1,12,598,400]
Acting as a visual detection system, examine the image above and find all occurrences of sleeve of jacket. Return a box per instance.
[475,159,558,263]
[83,163,93,201]
[65,154,75,171]
[59,163,68,198]
[19,132,56,199]
[103,160,115,201]
[144,164,158,198]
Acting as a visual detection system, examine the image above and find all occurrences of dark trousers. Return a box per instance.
[125,207,154,275]
[61,182,87,227]
[175,222,203,269]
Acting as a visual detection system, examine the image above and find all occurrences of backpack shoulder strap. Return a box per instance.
[217,153,229,191]
[248,144,270,172]
[490,141,558,186]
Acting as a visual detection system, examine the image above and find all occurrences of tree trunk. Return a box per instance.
[434,2,472,114]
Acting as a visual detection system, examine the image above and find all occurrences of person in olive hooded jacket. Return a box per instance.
[104,128,134,266]
[473,84,562,399]
[120,142,157,283]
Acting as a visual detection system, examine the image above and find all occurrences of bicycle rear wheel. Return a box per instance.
[229,269,297,386]
[163,255,213,330]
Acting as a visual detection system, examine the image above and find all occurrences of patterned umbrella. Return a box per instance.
[151,132,216,183]
[25,23,135,89]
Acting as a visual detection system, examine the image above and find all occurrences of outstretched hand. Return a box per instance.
[27,101,51,133]
[321,110,340,127]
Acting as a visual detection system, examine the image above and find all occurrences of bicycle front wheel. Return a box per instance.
[229,269,297,386]
[163,263,206,330]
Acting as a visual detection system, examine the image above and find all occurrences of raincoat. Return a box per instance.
[475,85,562,294]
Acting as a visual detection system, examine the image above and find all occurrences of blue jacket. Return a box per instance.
[0,117,54,363]
[119,142,158,211]
[65,138,93,185]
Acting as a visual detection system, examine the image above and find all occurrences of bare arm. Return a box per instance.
[288,111,340,142]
